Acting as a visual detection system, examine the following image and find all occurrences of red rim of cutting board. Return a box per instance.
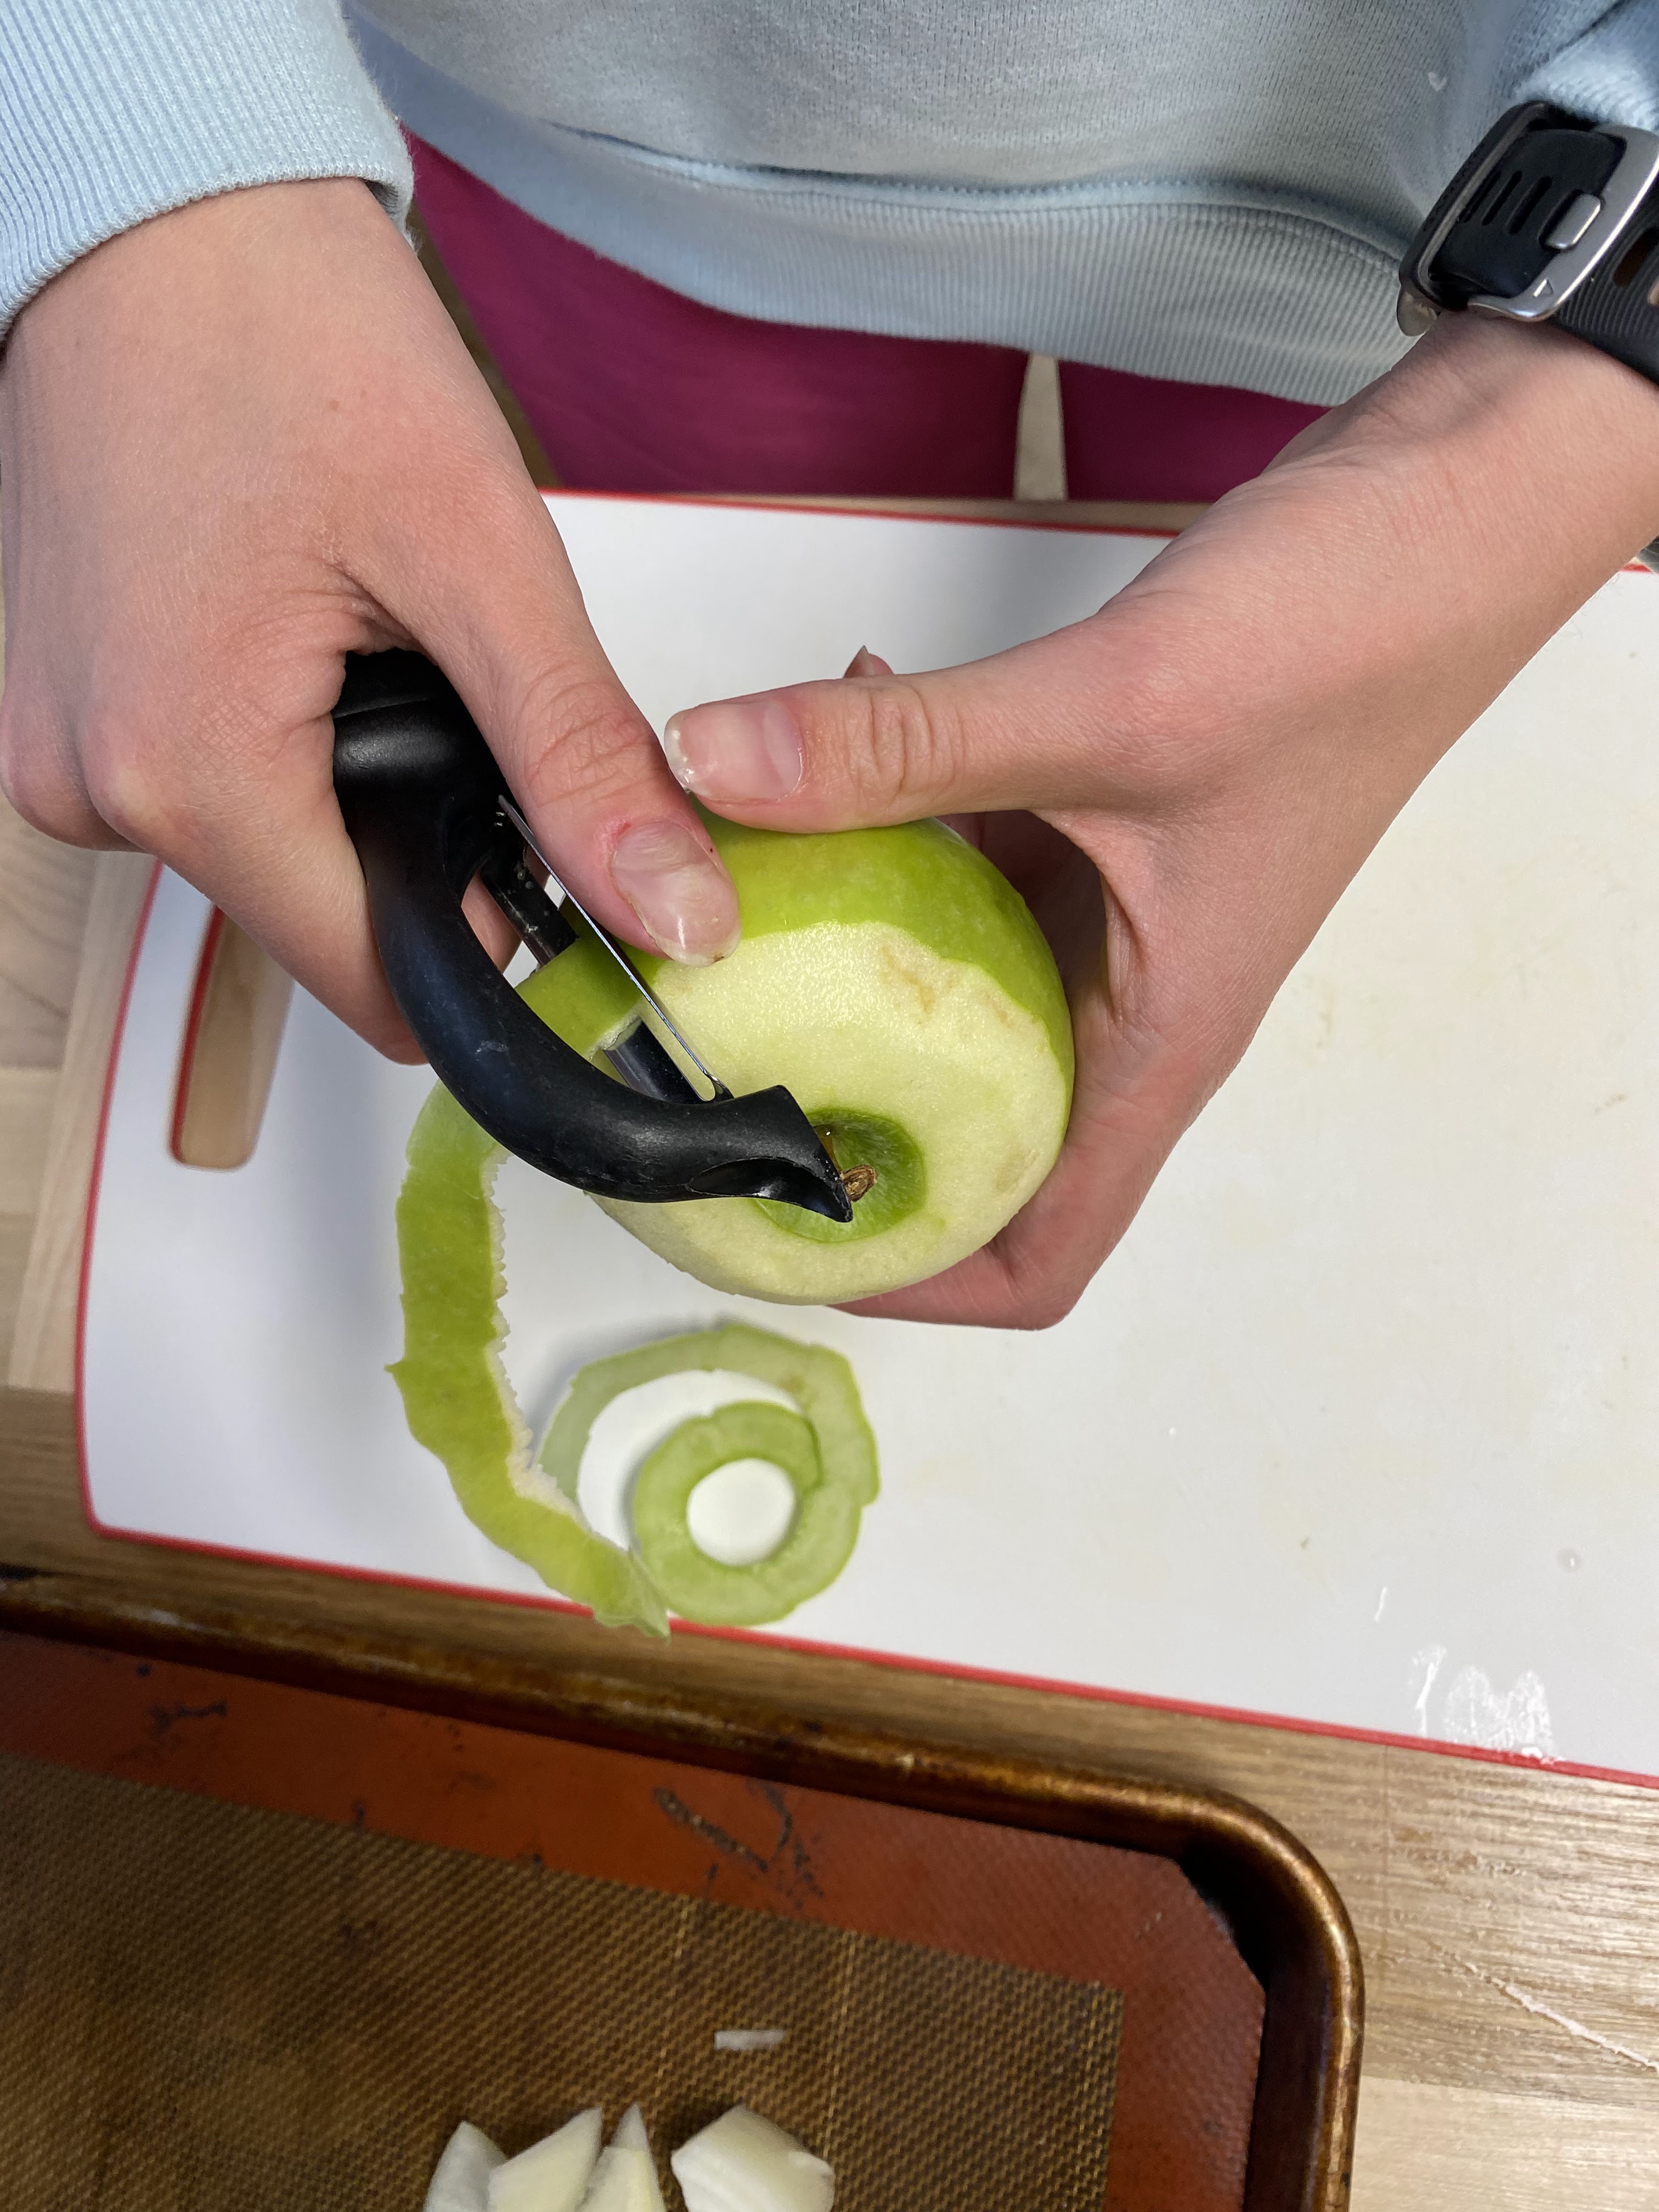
[72,495,1659,1795]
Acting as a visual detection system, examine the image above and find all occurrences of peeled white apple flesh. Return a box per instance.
[577,2106,665,2212]
[425,2121,504,2212]
[487,2108,603,2212]
[670,2106,835,2212]
[525,815,1074,1306]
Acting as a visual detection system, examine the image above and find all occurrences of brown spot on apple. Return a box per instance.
[874,937,940,1018]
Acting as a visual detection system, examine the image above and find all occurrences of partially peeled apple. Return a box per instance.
[528,813,1074,1303]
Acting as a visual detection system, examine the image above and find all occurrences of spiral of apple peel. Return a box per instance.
[391,1081,878,1636]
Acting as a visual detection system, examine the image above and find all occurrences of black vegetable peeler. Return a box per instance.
[331,650,851,1221]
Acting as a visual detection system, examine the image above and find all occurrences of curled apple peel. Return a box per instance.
[392,1085,669,1633]
[544,1327,877,1629]
[391,1091,878,1632]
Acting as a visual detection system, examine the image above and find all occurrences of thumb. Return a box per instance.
[662,625,1110,828]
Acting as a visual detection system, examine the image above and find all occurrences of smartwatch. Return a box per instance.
[1400,101,1659,346]
[1400,103,1659,561]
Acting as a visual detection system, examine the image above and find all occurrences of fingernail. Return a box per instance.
[662,697,802,803]
[610,819,741,964]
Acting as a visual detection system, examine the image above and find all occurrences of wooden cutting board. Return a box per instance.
[72,495,1659,1788]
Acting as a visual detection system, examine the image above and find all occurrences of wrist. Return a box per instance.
[1073,309,1659,861]
[0,0,411,345]
[1124,308,1659,713]
[1321,309,1659,575]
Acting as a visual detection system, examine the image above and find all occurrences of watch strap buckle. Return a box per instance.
[1399,104,1659,334]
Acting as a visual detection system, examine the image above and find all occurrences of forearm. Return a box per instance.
[1080,311,1659,941]
[0,0,411,342]
[1132,311,1659,749]
[1276,311,1659,679]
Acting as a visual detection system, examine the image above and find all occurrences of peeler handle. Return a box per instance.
[331,651,850,1219]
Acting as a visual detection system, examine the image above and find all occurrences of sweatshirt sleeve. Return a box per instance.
[0,0,414,340]
[1520,1,1659,132]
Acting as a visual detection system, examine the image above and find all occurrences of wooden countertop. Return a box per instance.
[3,521,1658,2208]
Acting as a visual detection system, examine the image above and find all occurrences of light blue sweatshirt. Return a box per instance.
[5,1,1659,403]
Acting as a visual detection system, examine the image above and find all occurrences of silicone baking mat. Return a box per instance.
[0,1637,1267,2210]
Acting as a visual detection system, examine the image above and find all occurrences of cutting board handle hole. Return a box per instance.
[171,911,294,1170]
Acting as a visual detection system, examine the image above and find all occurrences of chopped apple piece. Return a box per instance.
[487,2108,603,2212]
[672,2107,834,2212]
[577,2106,665,2212]
[612,2108,651,2155]
[425,2121,504,2211]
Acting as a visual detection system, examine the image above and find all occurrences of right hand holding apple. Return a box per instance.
[0,178,739,1062]
[663,314,1659,1329]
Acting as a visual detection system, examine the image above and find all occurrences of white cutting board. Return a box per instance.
[81,496,1659,1786]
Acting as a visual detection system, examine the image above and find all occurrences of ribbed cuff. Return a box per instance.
[0,0,414,338]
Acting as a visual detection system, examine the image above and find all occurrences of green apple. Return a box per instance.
[576,2108,665,2212]
[525,812,1074,1303]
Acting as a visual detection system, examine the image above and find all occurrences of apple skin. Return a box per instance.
[521,813,1074,1304]
[655,812,1074,1056]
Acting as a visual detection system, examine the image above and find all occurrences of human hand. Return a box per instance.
[0,179,738,1060]
[663,314,1659,1326]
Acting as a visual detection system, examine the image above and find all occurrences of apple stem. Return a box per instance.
[814,1124,876,1212]
[814,1122,877,1205]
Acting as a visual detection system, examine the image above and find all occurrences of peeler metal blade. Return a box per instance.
[495,795,732,1104]
[476,832,707,1105]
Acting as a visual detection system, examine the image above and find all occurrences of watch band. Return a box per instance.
[1400,103,1659,565]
